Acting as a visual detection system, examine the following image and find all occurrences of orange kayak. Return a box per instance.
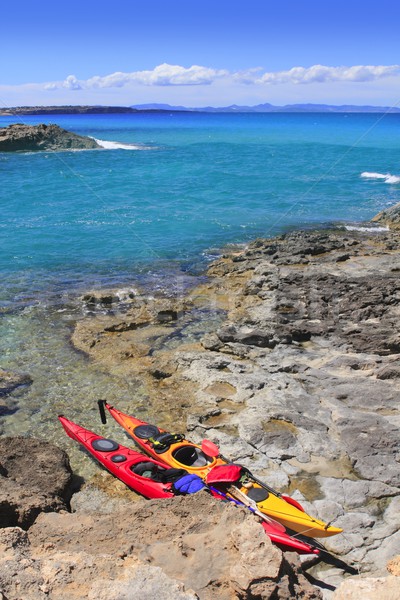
[104,402,225,476]
[103,402,343,538]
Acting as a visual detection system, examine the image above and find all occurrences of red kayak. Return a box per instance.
[59,415,186,498]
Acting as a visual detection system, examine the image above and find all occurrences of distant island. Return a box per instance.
[131,102,400,113]
[1,103,400,116]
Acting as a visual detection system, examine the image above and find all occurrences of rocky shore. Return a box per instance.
[0,123,100,152]
[2,205,400,598]
[0,439,320,600]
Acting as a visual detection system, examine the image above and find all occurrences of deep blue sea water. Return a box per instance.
[1,112,400,304]
[1,112,399,468]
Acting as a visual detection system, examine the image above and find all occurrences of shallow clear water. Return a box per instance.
[1,112,399,475]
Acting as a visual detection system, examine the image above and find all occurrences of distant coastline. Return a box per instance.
[0,106,150,116]
[1,102,400,116]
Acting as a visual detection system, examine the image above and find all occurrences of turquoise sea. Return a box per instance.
[1,112,399,475]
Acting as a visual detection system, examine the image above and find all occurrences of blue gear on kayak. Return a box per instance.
[173,473,206,494]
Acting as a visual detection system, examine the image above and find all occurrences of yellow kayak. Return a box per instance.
[104,402,342,538]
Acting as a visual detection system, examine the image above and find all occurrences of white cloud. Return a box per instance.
[232,67,264,84]
[63,75,83,90]
[42,63,400,93]
[45,75,82,91]
[2,63,400,108]
[256,64,400,85]
[47,64,229,91]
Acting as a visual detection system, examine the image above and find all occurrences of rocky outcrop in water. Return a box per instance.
[0,123,100,152]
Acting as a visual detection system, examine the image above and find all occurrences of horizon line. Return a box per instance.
[1,101,400,115]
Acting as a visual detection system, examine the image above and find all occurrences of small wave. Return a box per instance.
[114,288,139,302]
[345,225,389,233]
[94,138,144,150]
[360,171,400,184]
[360,172,388,180]
[384,175,400,184]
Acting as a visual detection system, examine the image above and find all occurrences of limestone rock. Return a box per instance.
[372,201,400,230]
[387,555,400,576]
[0,437,73,528]
[67,227,400,593]
[0,123,100,152]
[331,575,400,599]
[0,493,323,600]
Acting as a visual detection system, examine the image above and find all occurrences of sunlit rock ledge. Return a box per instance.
[372,200,400,230]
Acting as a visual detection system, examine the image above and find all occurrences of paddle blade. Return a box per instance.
[98,399,107,424]
[261,520,292,537]
[226,485,287,533]
[282,494,305,512]
[201,439,220,457]
[206,465,242,484]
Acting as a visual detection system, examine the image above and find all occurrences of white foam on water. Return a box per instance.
[94,138,145,150]
[345,225,390,233]
[360,171,400,184]
[360,171,388,179]
[115,288,139,301]
[384,174,400,184]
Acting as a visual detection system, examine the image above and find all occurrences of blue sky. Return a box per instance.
[1,0,399,107]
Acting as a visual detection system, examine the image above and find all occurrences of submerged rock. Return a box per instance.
[0,123,100,152]
[0,368,32,396]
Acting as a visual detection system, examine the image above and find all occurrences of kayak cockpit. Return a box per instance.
[131,461,188,484]
[172,445,212,467]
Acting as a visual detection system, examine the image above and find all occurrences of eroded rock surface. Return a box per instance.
[0,493,320,600]
[0,437,73,528]
[0,123,100,152]
[2,226,400,598]
[372,200,400,230]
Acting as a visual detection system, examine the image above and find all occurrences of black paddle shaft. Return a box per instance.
[98,399,107,424]
[241,466,283,497]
